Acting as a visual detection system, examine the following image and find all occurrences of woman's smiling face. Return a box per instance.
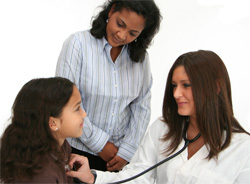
[172,66,196,119]
[106,7,145,47]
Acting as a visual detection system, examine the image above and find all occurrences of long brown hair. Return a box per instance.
[162,50,249,159]
[0,77,74,183]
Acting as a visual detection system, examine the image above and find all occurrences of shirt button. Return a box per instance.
[115,85,117,88]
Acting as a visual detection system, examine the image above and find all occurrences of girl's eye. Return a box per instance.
[76,106,80,111]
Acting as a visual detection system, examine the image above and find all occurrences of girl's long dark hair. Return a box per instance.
[0,77,74,183]
[90,0,162,62]
[162,50,249,159]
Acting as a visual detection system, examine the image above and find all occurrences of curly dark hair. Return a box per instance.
[0,77,74,183]
[90,0,162,62]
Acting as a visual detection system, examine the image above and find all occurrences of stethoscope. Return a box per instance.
[108,121,201,184]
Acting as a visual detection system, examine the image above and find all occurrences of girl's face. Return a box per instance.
[106,7,145,47]
[172,66,196,119]
[53,86,86,145]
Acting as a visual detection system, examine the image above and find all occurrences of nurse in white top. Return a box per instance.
[67,50,250,184]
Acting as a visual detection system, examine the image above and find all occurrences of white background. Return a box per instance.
[1,0,250,136]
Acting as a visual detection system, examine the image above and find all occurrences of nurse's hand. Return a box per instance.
[66,154,95,184]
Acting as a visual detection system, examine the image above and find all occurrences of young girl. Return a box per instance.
[56,0,162,171]
[66,50,250,183]
[0,77,86,183]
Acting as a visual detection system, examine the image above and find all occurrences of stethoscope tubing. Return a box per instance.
[108,130,201,184]
[107,141,189,184]
[108,122,201,184]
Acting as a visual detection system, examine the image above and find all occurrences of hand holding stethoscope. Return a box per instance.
[68,121,201,184]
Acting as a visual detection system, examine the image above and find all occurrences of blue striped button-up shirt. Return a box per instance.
[55,30,152,162]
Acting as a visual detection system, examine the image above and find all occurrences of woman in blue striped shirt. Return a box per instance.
[56,0,162,172]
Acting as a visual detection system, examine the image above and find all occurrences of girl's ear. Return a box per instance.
[108,4,116,18]
[49,117,59,132]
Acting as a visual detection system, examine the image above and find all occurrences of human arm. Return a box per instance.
[66,120,161,184]
[66,154,95,184]
[55,32,111,154]
[108,54,152,170]
[98,141,118,162]
[95,119,163,184]
[107,155,128,171]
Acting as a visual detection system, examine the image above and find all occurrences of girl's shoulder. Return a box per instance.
[28,154,72,183]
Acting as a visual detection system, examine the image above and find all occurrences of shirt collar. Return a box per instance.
[100,36,128,54]
[100,37,109,54]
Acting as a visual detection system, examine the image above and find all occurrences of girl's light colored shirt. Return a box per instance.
[96,118,250,184]
[56,30,152,162]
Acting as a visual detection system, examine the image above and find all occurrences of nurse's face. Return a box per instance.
[106,7,145,47]
[172,66,196,119]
